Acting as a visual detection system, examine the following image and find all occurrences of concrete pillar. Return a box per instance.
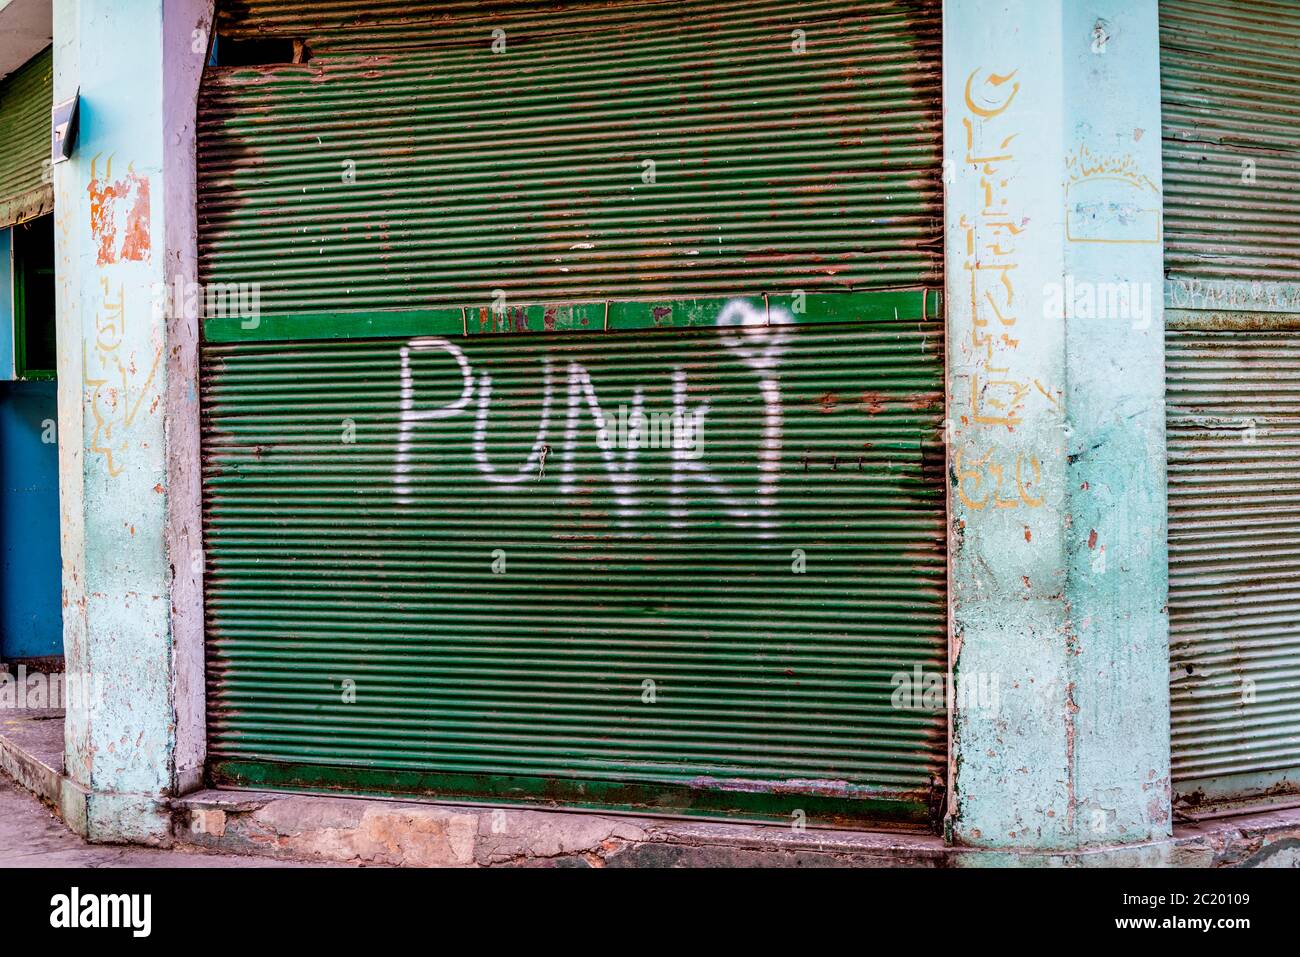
[53,0,212,842]
[944,0,1169,849]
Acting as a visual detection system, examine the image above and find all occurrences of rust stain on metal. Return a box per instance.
[861,391,886,414]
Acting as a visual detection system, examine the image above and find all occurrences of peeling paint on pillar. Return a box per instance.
[944,0,1169,849]
[1060,0,1170,846]
[53,0,214,842]
[162,0,213,804]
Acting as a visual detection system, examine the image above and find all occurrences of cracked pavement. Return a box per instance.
[0,770,305,868]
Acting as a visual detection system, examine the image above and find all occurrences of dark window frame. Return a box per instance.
[12,213,55,380]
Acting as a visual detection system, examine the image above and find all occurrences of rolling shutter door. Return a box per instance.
[0,46,53,229]
[1162,0,1300,809]
[1166,330,1300,806]
[199,0,946,826]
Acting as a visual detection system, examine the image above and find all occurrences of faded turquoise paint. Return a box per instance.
[1060,0,1170,848]
[55,0,171,841]
[944,0,1070,849]
[944,0,1169,849]
[53,0,213,842]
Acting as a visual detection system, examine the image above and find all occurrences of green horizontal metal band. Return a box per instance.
[205,307,465,344]
[209,759,937,830]
[1166,308,1300,332]
[1166,279,1300,316]
[203,288,942,343]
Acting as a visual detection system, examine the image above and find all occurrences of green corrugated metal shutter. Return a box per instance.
[1161,0,1300,284]
[0,47,54,230]
[199,0,946,826]
[198,0,942,313]
[1162,0,1300,811]
[1166,326,1300,808]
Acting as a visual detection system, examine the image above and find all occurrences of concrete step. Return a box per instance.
[170,788,950,868]
[0,708,88,833]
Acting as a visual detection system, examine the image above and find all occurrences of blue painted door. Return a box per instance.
[0,379,62,659]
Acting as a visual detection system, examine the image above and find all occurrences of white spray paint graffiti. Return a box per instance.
[394,337,474,505]
[713,299,791,537]
[559,362,644,526]
[392,299,791,534]
[474,360,555,485]
[667,366,758,533]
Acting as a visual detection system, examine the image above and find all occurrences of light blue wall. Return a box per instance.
[0,379,62,658]
[1060,0,1170,851]
[56,0,172,838]
[944,0,1169,851]
[54,0,213,841]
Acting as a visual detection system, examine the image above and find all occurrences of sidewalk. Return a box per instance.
[4,707,1299,867]
[0,770,311,868]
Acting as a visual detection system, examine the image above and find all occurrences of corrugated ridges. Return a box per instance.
[201,321,947,799]
[198,0,941,316]
[1161,0,1300,282]
[1167,328,1300,785]
[0,46,54,229]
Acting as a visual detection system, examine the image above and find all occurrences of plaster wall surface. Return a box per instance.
[53,0,211,841]
[944,0,1169,849]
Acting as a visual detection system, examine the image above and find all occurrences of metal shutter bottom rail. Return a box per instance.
[203,319,947,825]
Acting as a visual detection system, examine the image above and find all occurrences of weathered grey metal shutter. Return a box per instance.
[0,46,53,229]
[1162,0,1300,810]
[199,0,946,826]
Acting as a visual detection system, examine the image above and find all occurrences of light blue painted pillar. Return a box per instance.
[53,0,211,842]
[944,0,1169,850]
